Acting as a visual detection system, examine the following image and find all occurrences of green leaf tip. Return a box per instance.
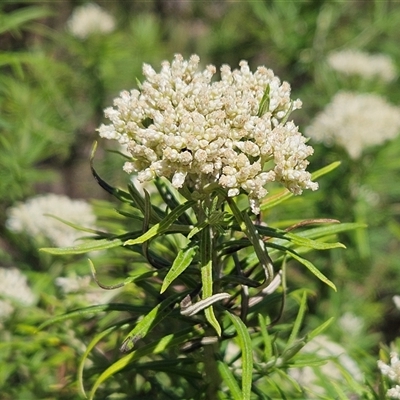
[257,84,270,117]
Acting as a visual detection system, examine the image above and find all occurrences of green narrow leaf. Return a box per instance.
[127,182,162,223]
[124,200,196,246]
[281,101,294,125]
[88,259,124,289]
[40,238,123,255]
[280,339,307,364]
[287,291,307,348]
[36,303,149,331]
[285,232,345,250]
[154,178,193,225]
[292,222,367,241]
[274,367,302,393]
[90,141,132,203]
[311,161,341,180]
[43,214,103,235]
[257,84,270,117]
[258,314,272,361]
[227,313,253,400]
[78,321,130,398]
[120,293,183,352]
[330,380,352,400]
[0,6,52,35]
[200,226,222,336]
[160,245,198,293]
[88,327,195,400]
[202,259,221,336]
[306,317,334,342]
[260,189,292,211]
[217,360,243,400]
[289,251,337,291]
[143,188,152,230]
[187,220,209,239]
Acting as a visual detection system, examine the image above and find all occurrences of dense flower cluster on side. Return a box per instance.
[305,91,400,159]
[6,194,97,248]
[98,54,318,213]
[67,2,115,39]
[327,49,397,82]
[378,352,400,399]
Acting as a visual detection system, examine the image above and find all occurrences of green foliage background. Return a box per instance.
[1,0,400,399]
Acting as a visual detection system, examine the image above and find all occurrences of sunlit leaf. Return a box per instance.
[161,244,198,293]
[124,200,196,245]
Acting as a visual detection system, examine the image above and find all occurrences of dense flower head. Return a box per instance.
[98,54,317,213]
[6,194,97,248]
[327,49,397,82]
[67,2,115,39]
[305,91,400,159]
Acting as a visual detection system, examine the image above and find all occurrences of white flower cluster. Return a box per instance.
[327,49,397,82]
[67,2,115,39]
[98,54,318,213]
[305,91,400,159]
[378,352,400,399]
[0,267,36,320]
[6,194,97,248]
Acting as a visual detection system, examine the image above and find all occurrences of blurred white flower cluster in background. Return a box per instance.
[6,194,97,248]
[327,49,397,83]
[306,91,400,159]
[0,267,36,321]
[67,2,116,39]
[99,54,318,213]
